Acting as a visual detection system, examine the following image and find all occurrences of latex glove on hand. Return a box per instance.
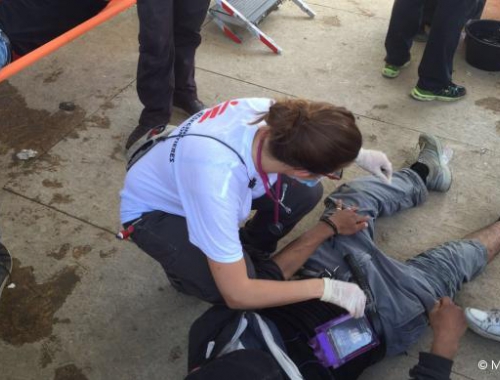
[355,148,393,184]
[321,278,367,318]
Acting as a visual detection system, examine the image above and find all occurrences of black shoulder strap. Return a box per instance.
[126,125,256,188]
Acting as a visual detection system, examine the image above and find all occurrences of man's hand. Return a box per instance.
[321,278,367,318]
[355,148,393,183]
[329,208,369,235]
[429,297,467,360]
[322,199,369,236]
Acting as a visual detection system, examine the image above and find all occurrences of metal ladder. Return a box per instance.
[209,0,315,54]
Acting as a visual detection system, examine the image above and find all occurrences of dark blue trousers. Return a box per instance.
[136,0,210,128]
[127,177,323,304]
[384,0,478,90]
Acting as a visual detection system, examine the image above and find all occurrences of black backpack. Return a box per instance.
[187,306,303,379]
[187,302,386,380]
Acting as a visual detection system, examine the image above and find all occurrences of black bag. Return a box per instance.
[187,302,386,380]
[185,349,284,380]
[187,305,303,379]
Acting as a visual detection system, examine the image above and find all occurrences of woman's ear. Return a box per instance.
[289,168,312,179]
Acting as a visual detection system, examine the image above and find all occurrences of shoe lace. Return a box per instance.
[442,85,460,96]
[486,309,500,324]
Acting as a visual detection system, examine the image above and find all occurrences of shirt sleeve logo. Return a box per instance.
[198,100,239,123]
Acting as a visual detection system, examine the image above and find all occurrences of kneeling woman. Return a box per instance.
[120,98,391,316]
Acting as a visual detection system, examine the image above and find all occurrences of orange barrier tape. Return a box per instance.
[0,0,136,83]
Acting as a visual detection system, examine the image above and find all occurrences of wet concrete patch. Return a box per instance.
[0,258,80,346]
[84,114,111,129]
[39,335,62,368]
[48,244,93,260]
[7,153,67,181]
[43,68,64,84]
[110,143,123,161]
[475,97,500,114]
[54,364,88,380]
[99,247,118,259]
[48,244,71,260]
[168,345,183,363]
[0,82,86,156]
[101,100,115,111]
[322,15,341,27]
[42,179,64,189]
[72,245,92,259]
[49,193,74,205]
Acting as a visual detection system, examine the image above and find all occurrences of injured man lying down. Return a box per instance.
[187,134,500,380]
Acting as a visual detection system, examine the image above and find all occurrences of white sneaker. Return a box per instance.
[465,308,500,342]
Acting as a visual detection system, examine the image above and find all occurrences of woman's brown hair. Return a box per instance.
[254,99,362,174]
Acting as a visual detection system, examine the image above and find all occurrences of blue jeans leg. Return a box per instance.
[406,239,488,299]
[0,30,11,68]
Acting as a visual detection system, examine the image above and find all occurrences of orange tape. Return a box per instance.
[0,0,136,83]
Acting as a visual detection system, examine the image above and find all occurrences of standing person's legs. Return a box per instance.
[129,211,284,304]
[416,0,476,91]
[384,0,424,67]
[172,0,210,107]
[239,175,324,254]
[136,0,174,130]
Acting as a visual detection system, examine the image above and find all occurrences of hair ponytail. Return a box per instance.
[254,98,362,174]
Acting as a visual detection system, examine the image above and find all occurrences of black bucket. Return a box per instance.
[465,19,500,72]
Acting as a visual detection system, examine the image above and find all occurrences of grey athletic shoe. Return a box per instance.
[417,133,452,192]
[0,242,12,299]
[465,308,500,342]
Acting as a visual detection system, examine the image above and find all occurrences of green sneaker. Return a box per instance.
[382,60,410,78]
[0,242,12,300]
[417,133,452,192]
[411,83,466,102]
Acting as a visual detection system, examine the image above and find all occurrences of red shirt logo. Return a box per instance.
[198,100,239,123]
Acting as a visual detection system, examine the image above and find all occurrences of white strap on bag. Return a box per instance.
[254,313,304,380]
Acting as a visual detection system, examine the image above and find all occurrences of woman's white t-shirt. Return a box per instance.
[120,98,277,263]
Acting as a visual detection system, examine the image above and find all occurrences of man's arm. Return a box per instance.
[273,205,369,279]
[409,297,467,380]
[208,208,369,314]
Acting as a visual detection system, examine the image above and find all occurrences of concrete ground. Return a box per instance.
[1,0,500,379]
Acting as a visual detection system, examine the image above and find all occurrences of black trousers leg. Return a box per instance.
[136,0,209,128]
[384,0,424,66]
[417,0,476,90]
[240,175,324,254]
[385,0,476,90]
[129,211,284,304]
[137,0,174,127]
[173,0,210,101]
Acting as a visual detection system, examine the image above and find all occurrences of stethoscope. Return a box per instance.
[255,137,292,236]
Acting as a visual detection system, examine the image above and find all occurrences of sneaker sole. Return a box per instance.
[411,87,466,102]
[0,244,13,299]
[466,311,500,343]
[382,61,410,79]
[419,133,452,192]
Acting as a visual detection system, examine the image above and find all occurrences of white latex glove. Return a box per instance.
[355,148,393,184]
[320,278,367,318]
